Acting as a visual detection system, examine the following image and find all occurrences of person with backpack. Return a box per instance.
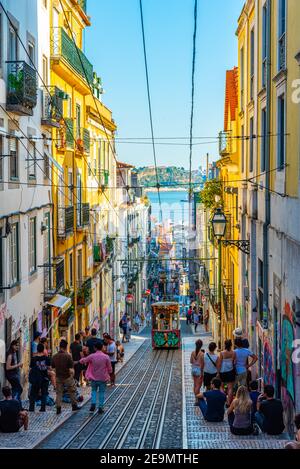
[5,340,23,406]
[119,312,128,343]
[203,342,218,390]
[190,339,204,402]
[28,343,51,412]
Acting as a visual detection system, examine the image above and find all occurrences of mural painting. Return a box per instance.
[263,340,275,387]
[281,302,295,435]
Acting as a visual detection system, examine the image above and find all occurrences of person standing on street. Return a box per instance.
[190,339,204,401]
[218,339,236,405]
[120,312,128,343]
[203,342,218,390]
[194,311,200,332]
[126,316,132,342]
[203,308,209,332]
[86,328,103,355]
[80,342,112,414]
[104,335,118,386]
[5,340,23,406]
[70,333,84,385]
[234,338,257,386]
[31,331,42,357]
[28,343,51,412]
[51,339,81,415]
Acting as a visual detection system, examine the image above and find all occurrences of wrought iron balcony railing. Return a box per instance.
[41,86,64,127]
[6,61,37,116]
[43,257,65,300]
[77,276,92,307]
[97,169,109,186]
[76,127,90,153]
[219,131,232,156]
[57,206,74,238]
[222,283,234,322]
[51,27,93,84]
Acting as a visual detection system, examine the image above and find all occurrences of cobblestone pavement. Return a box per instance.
[0,335,145,449]
[183,327,290,449]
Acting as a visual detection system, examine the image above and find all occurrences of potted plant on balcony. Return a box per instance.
[7,69,24,105]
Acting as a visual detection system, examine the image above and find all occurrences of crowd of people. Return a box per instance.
[190,331,300,447]
[186,303,209,333]
[0,324,128,433]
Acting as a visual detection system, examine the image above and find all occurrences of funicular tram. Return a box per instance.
[151,302,181,349]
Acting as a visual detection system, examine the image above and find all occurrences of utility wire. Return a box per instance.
[188,0,198,202]
[139,0,163,222]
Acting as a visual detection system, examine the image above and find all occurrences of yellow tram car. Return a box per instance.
[151,302,181,349]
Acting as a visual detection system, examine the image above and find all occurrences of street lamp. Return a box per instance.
[211,207,226,351]
[121,261,129,276]
[211,208,227,239]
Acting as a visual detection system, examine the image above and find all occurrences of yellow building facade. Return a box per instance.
[45,0,94,346]
[218,67,241,342]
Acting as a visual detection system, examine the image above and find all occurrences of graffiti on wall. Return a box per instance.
[263,340,276,387]
[281,302,296,434]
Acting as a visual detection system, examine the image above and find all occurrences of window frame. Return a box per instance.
[10,222,20,286]
[261,108,267,172]
[29,216,37,274]
[9,135,18,180]
[277,94,286,170]
[249,117,254,173]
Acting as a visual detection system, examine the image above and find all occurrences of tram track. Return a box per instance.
[38,341,182,450]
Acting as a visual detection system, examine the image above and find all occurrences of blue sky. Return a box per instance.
[85,0,245,169]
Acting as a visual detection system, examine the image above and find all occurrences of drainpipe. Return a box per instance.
[263,0,271,330]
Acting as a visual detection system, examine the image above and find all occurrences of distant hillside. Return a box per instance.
[137,166,205,188]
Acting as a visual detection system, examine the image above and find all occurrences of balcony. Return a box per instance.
[56,118,74,150]
[6,61,37,116]
[93,242,105,264]
[77,276,92,307]
[43,257,65,300]
[76,128,90,154]
[51,27,93,85]
[222,283,234,322]
[41,86,64,127]
[57,206,74,238]
[219,131,232,156]
[77,202,90,229]
[97,169,109,187]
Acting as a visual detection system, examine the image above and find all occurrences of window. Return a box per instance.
[28,140,36,179]
[258,258,264,322]
[240,47,244,110]
[0,13,3,65]
[249,117,254,172]
[0,135,3,181]
[76,104,81,139]
[241,125,244,173]
[42,55,48,85]
[261,108,267,172]
[250,28,255,100]
[10,223,19,285]
[77,249,82,285]
[68,171,73,206]
[8,26,18,61]
[29,217,37,274]
[277,94,285,169]
[9,135,18,179]
[262,4,267,88]
[0,228,3,298]
[69,252,73,288]
[278,0,286,70]
[28,41,35,65]
[44,150,50,179]
[76,172,82,226]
